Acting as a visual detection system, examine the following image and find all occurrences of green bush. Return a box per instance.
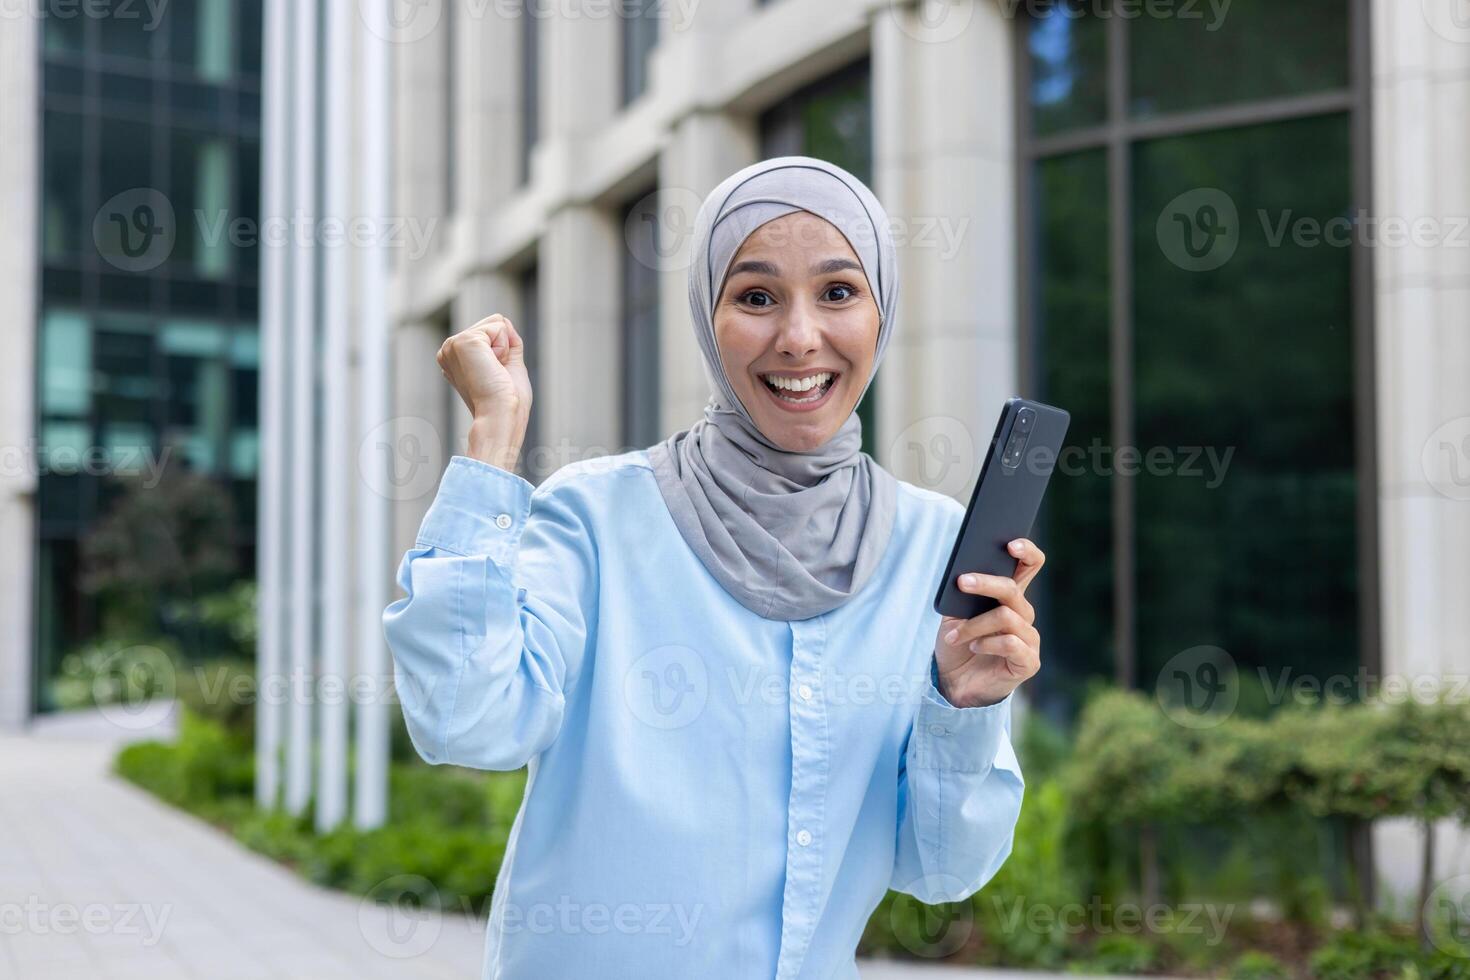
[1309,929,1422,980]
[53,639,180,710]
[1232,950,1294,980]
[175,658,257,739]
[1069,934,1161,975]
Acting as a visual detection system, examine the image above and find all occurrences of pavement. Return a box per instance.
[0,706,1132,980]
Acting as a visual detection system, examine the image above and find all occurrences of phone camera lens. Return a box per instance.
[1016,409,1035,433]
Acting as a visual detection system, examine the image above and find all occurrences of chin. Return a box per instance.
[758,415,843,453]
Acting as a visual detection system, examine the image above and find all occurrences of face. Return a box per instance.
[713,211,880,453]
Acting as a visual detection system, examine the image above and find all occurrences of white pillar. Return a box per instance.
[284,0,320,818]
[254,0,291,804]
[1369,0,1470,903]
[353,0,394,833]
[315,0,355,833]
[457,0,521,215]
[869,0,1016,499]
[0,11,38,730]
[539,207,623,463]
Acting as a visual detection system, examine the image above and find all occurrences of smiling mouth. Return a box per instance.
[758,371,839,410]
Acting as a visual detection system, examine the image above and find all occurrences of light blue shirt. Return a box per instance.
[383,452,1024,980]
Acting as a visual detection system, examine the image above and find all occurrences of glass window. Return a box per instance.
[96,0,158,61]
[41,311,93,417]
[1031,150,1114,713]
[42,110,85,262]
[99,116,154,206]
[1028,0,1107,137]
[43,10,85,55]
[621,196,661,450]
[444,0,457,215]
[1130,0,1349,118]
[759,61,872,184]
[1021,1,1363,707]
[621,0,660,106]
[1131,116,1356,686]
[170,128,237,278]
[520,0,540,186]
[34,0,265,718]
[239,0,263,79]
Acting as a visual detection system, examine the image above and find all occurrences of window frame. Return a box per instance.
[1011,0,1379,688]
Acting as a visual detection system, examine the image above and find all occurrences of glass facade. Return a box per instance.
[758,60,877,456]
[1021,0,1365,717]
[35,0,263,711]
[620,0,660,106]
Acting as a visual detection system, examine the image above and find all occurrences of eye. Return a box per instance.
[738,289,774,308]
[824,283,858,302]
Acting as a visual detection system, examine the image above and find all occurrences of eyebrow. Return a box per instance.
[726,257,864,279]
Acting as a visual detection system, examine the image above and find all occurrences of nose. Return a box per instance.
[774,296,821,360]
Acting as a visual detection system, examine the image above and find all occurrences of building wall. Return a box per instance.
[0,12,39,729]
[386,0,1016,535]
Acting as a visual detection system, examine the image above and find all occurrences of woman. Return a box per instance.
[384,156,1042,979]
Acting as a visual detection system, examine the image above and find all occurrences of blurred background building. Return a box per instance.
[3,0,1469,908]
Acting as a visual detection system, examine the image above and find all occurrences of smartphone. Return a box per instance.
[932,397,1071,620]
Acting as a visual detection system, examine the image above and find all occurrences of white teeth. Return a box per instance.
[762,372,832,392]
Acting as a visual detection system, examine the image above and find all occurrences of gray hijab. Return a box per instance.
[647,156,900,622]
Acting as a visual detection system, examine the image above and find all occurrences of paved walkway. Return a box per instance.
[0,707,1125,980]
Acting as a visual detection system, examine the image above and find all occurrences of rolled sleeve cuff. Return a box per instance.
[909,659,1013,773]
[415,456,535,565]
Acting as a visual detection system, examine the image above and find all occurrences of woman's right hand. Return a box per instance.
[437,314,533,471]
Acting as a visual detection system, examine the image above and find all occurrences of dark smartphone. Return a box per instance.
[932,397,1071,620]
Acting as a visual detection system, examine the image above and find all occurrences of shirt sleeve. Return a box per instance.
[382,455,596,771]
[888,658,1026,903]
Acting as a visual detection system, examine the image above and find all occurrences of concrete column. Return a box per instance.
[1369,0,1470,903]
[538,207,622,466]
[868,0,1016,500]
[534,0,618,192]
[657,113,760,436]
[393,3,451,269]
[255,0,291,803]
[456,0,521,214]
[390,319,454,566]
[543,0,617,142]
[0,12,38,729]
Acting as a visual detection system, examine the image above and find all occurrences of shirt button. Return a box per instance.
[495,513,513,529]
[797,684,813,702]
[928,724,949,736]
[796,830,813,846]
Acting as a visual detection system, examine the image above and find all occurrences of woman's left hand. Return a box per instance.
[932,538,1045,708]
